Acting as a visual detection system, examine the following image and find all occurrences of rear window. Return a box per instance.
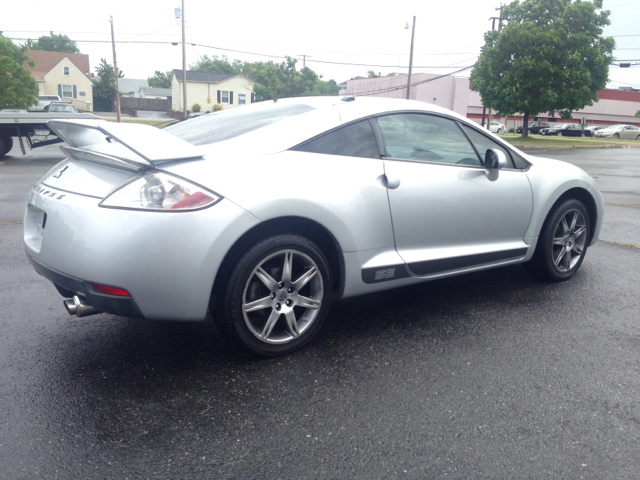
[40,96,59,101]
[165,103,315,146]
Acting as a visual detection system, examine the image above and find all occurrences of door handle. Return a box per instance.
[383,173,401,189]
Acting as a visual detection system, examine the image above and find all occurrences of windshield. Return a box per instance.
[49,105,76,112]
[165,102,316,145]
[601,125,619,131]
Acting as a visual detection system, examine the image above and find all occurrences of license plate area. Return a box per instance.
[24,204,47,252]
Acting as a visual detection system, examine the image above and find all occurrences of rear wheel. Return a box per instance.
[0,136,13,157]
[215,233,333,356]
[524,199,590,282]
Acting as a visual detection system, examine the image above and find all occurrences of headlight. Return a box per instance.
[100,171,221,211]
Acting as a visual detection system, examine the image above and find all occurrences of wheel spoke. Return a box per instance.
[297,295,320,309]
[569,212,578,233]
[572,244,583,256]
[561,216,570,234]
[552,236,565,246]
[554,247,566,267]
[574,225,586,239]
[245,295,273,313]
[281,251,294,283]
[292,266,317,289]
[255,267,277,290]
[284,310,299,337]
[261,308,281,339]
[564,247,572,269]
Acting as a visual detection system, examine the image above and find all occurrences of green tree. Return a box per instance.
[0,34,39,109]
[190,55,242,75]
[367,70,377,78]
[635,110,640,118]
[91,58,123,112]
[189,55,338,100]
[470,0,615,136]
[25,31,80,53]
[147,70,172,88]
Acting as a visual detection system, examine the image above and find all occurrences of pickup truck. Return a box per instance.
[0,111,101,157]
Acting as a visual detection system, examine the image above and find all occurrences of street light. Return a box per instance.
[405,17,416,100]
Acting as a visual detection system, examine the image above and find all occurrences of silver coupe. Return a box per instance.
[24,96,604,356]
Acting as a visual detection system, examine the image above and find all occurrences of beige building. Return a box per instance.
[25,50,94,112]
[171,70,256,112]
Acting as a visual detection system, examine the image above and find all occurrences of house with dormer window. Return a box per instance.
[24,50,94,111]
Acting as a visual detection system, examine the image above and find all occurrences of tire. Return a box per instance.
[524,199,590,282]
[580,132,585,137]
[636,135,640,141]
[498,128,503,134]
[215,233,333,356]
[0,136,13,157]
[614,133,620,139]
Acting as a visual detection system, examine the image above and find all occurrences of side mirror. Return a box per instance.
[485,148,507,170]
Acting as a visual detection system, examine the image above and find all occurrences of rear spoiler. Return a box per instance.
[47,119,203,168]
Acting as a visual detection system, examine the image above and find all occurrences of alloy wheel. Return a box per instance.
[242,249,324,344]
[550,209,588,273]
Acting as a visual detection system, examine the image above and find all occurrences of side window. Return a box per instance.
[376,114,481,166]
[294,120,380,159]
[459,123,517,169]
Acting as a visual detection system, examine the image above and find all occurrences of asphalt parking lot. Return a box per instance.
[0,144,639,478]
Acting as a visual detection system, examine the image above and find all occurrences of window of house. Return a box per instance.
[221,90,229,103]
[62,85,73,98]
[63,66,70,76]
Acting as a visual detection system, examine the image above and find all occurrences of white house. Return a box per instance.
[171,70,256,112]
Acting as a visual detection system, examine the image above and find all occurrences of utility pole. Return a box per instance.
[298,55,311,67]
[109,16,121,123]
[405,16,416,100]
[181,0,187,118]
[486,4,503,130]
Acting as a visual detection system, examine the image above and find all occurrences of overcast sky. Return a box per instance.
[3,0,639,90]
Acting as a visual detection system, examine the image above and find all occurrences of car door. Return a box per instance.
[375,113,533,277]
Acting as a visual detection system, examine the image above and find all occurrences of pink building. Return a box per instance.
[342,73,640,129]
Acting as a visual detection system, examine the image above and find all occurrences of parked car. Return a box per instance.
[44,102,78,113]
[0,108,28,113]
[489,121,505,134]
[559,124,585,137]
[24,96,604,356]
[516,121,550,134]
[583,125,604,137]
[540,124,570,136]
[28,95,62,112]
[594,124,640,140]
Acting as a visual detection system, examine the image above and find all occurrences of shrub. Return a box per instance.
[213,104,223,112]
[509,128,515,133]
[192,103,201,112]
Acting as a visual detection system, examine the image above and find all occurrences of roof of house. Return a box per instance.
[172,69,237,83]
[140,86,172,97]
[118,78,150,94]
[25,50,91,81]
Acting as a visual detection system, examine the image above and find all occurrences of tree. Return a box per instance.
[0,34,39,109]
[635,110,640,118]
[91,58,123,112]
[189,55,338,100]
[148,70,172,88]
[470,0,615,136]
[25,31,79,54]
[367,70,377,78]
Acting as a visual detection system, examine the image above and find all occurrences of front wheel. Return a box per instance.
[636,134,640,141]
[524,199,590,282]
[498,128,504,134]
[614,133,620,139]
[216,234,333,356]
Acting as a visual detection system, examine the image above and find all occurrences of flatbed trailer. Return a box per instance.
[0,112,101,157]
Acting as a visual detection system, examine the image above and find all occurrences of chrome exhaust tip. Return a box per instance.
[63,295,100,318]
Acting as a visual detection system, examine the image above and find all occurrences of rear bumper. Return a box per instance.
[27,255,144,318]
[24,179,260,321]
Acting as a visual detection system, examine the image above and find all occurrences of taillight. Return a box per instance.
[93,283,131,296]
